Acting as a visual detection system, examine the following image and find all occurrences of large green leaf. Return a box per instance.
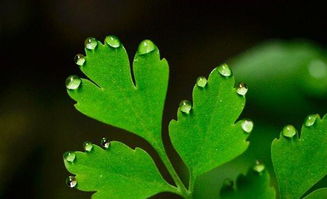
[67,37,168,149]
[64,142,175,199]
[169,65,251,178]
[220,168,275,199]
[272,114,327,199]
[304,188,327,199]
[232,40,327,118]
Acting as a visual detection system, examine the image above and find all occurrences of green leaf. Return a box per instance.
[304,188,327,199]
[67,38,169,149]
[169,65,250,178]
[232,40,327,117]
[64,141,175,199]
[193,122,279,199]
[220,168,275,199]
[272,114,327,199]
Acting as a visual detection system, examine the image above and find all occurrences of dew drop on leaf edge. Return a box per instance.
[236,82,248,96]
[65,75,81,90]
[66,176,77,188]
[217,64,232,77]
[84,37,98,50]
[241,120,253,133]
[105,35,121,48]
[179,100,192,114]
[64,151,76,163]
[138,40,155,55]
[305,114,319,127]
[83,141,93,152]
[196,76,208,88]
[282,125,297,138]
[101,137,111,149]
[74,54,86,66]
[253,161,265,173]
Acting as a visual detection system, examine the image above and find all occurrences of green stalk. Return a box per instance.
[155,142,191,198]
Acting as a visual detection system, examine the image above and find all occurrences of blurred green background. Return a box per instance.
[1,0,327,198]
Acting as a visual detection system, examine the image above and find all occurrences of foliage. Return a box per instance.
[220,167,275,199]
[64,36,327,199]
[64,142,175,199]
[232,40,327,118]
[169,66,250,182]
[272,114,327,199]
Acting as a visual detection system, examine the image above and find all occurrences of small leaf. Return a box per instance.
[169,65,250,178]
[304,188,327,199]
[64,141,175,199]
[67,37,169,149]
[272,114,327,199]
[220,168,275,199]
[193,123,278,199]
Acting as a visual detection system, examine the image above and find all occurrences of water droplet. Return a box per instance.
[65,75,81,90]
[253,161,265,173]
[84,37,98,50]
[282,125,297,138]
[241,120,253,133]
[83,142,93,152]
[236,82,248,96]
[305,114,319,127]
[105,35,120,48]
[101,137,111,149]
[138,40,155,54]
[74,54,86,66]
[64,152,76,163]
[196,76,208,88]
[179,100,192,114]
[66,176,77,188]
[217,64,232,77]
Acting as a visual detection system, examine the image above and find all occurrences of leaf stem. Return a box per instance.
[155,143,192,198]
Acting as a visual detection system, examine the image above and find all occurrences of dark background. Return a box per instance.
[0,0,327,198]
